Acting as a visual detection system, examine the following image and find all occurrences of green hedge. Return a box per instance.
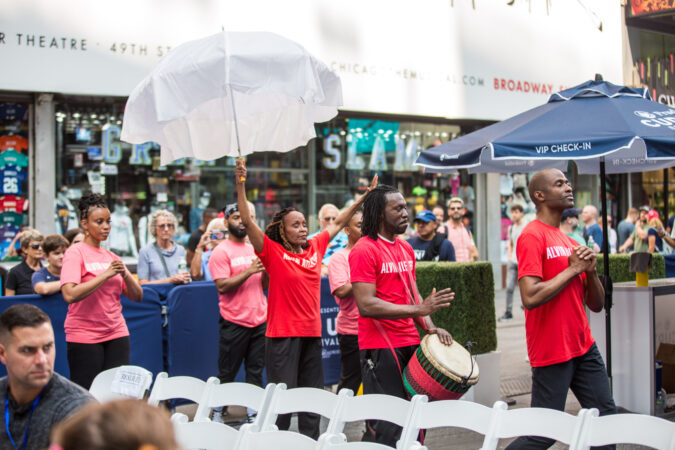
[596,253,665,283]
[415,262,497,355]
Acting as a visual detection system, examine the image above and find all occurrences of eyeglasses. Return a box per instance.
[157,223,175,229]
[449,207,462,211]
[29,243,42,250]
[210,231,227,240]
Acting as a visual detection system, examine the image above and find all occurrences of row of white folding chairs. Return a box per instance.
[93,369,675,449]
[166,378,675,450]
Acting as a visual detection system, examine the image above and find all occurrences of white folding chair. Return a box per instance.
[575,409,675,450]
[320,390,417,447]
[171,412,240,450]
[258,385,346,434]
[193,380,277,429]
[398,398,505,450]
[89,365,153,403]
[482,405,589,450]
[239,430,318,450]
[147,372,217,407]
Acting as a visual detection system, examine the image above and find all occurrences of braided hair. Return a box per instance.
[78,192,108,221]
[265,207,306,252]
[361,185,400,240]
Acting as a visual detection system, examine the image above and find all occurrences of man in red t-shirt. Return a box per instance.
[350,185,454,447]
[208,203,268,422]
[506,169,616,450]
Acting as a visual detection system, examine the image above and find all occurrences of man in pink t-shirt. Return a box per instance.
[350,185,454,446]
[506,169,615,450]
[328,211,362,395]
[208,204,267,401]
[445,197,478,262]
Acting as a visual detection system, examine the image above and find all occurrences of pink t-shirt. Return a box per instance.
[208,239,267,328]
[349,236,420,350]
[328,248,358,335]
[445,222,474,262]
[60,242,128,344]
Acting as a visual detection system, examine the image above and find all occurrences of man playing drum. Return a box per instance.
[350,185,454,447]
[506,169,616,450]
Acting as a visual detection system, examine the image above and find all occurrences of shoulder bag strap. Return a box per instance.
[152,243,171,279]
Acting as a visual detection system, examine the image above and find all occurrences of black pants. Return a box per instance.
[218,317,266,386]
[67,336,130,390]
[265,336,324,439]
[506,343,616,450]
[360,345,416,448]
[337,333,361,394]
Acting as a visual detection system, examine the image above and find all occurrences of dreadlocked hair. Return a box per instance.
[361,184,400,240]
[78,192,108,221]
[265,207,304,252]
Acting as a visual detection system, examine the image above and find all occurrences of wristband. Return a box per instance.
[427,328,438,335]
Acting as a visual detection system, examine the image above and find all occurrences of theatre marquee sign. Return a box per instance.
[0,0,622,121]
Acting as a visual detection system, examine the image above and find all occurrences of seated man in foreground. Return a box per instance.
[0,304,94,449]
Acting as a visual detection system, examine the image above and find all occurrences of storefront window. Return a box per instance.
[0,100,30,260]
[314,116,462,231]
[55,100,309,252]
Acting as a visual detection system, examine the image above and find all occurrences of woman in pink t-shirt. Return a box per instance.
[61,193,143,389]
[234,160,376,439]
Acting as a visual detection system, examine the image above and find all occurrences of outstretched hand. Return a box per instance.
[366,174,379,193]
[419,287,454,316]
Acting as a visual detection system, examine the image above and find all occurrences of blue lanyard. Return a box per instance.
[5,390,41,450]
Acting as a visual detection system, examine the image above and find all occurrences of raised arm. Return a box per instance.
[235,159,265,253]
[325,175,378,241]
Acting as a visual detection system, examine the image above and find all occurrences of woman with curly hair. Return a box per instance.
[137,209,190,285]
[234,159,376,438]
[60,193,143,389]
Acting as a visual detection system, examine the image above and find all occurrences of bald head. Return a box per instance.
[528,169,564,206]
[581,205,598,225]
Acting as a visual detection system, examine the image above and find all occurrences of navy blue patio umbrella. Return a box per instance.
[416,76,675,381]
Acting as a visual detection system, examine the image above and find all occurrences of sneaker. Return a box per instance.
[498,312,513,321]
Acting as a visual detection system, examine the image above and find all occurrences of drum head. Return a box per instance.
[422,334,480,383]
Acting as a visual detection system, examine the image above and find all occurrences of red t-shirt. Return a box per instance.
[0,195,28,213]
[349,235,420,350]
[517,219,594,367]
[256,231,329,337]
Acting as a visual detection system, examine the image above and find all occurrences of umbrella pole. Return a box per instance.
[228,84,246,181]
[600,158,613,388]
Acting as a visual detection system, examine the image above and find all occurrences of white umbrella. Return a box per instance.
[121,31,342,165]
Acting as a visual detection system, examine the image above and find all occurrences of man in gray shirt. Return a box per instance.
[0,304,93,449]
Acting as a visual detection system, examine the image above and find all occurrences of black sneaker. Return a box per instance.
[498,312,513,321]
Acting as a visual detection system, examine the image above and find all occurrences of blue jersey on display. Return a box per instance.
[0,224,19,242]
[0,104,27,122]
[0,167,26,195]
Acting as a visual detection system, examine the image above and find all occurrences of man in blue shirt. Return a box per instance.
[581,205,602,252]
[407,210,455,262]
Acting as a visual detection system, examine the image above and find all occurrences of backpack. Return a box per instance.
[422,233,447,261]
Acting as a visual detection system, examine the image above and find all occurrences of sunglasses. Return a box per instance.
[157,223,175,229]
[449,207,463,211]
[29,243,42,250]
[210,231,227,240]
[322,216,337,222]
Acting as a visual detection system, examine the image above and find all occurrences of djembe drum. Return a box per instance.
[403,334,479,401]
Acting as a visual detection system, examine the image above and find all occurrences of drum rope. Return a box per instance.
[461,341,477,388]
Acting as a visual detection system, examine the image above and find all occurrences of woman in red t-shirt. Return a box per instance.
[61,193,143,389]
[234,160,376,438]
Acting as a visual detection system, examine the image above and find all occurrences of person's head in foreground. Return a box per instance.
[265,206,308,252]
[50,399,180,450]
[0,304,55,403]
